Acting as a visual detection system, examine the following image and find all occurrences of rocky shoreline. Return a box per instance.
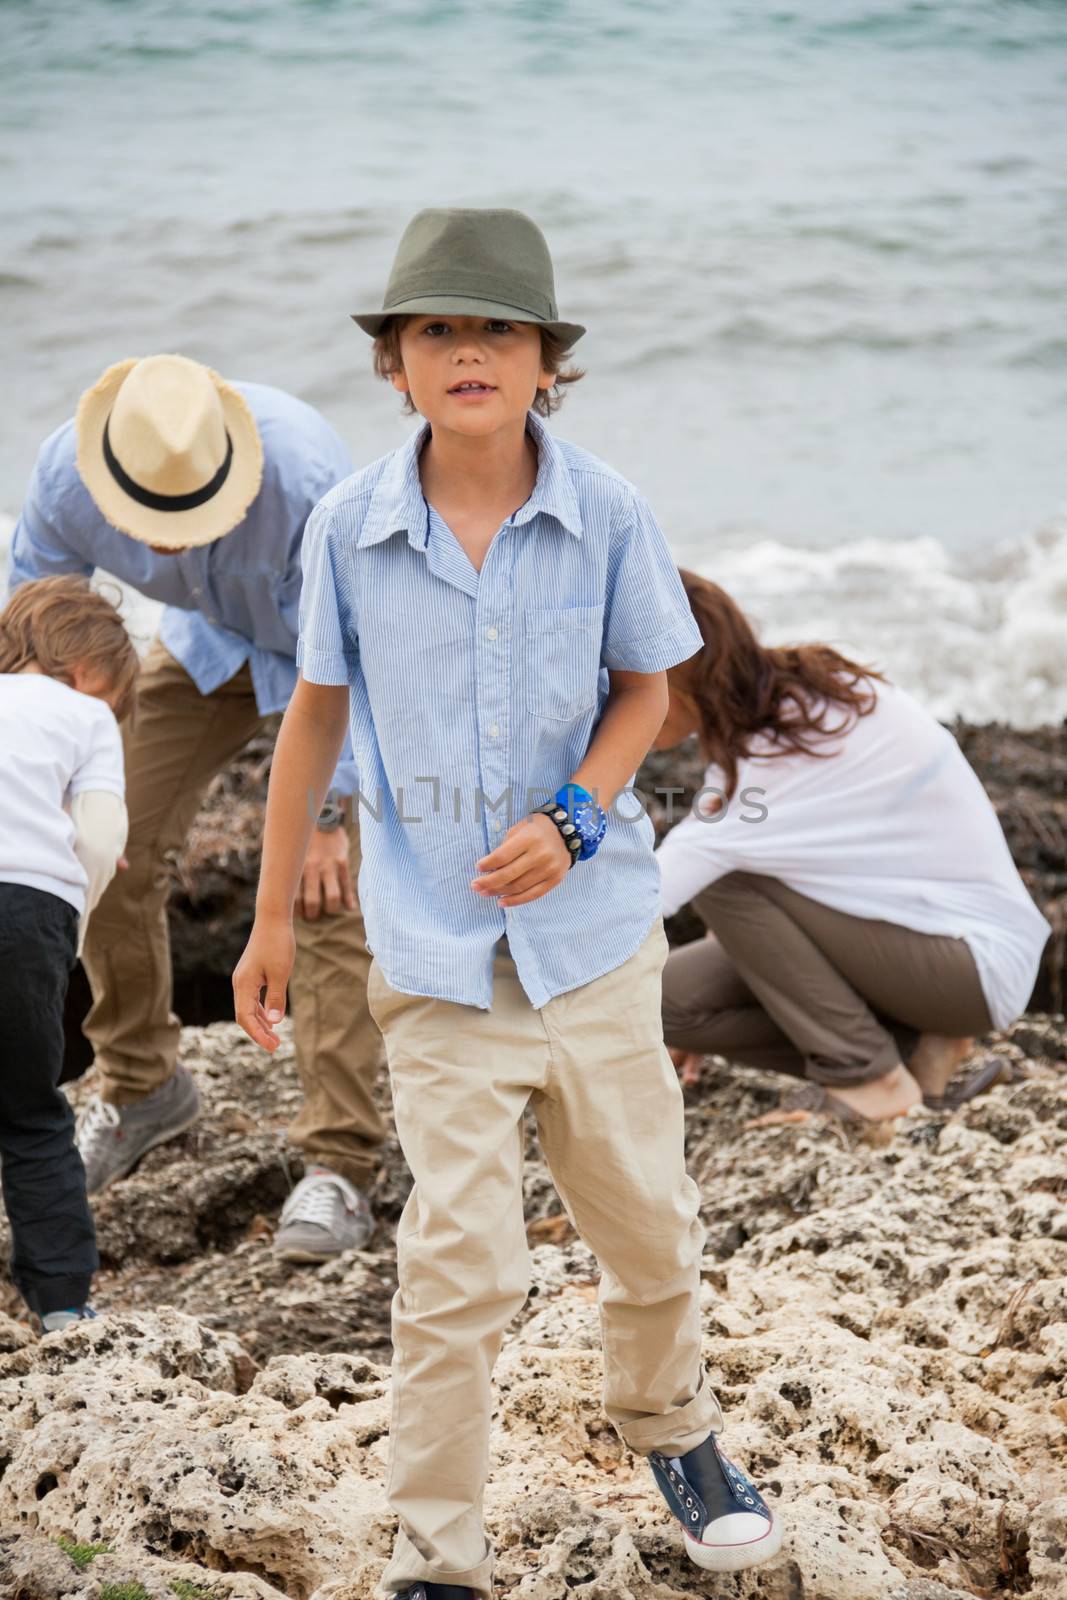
[4,719,1064,1598]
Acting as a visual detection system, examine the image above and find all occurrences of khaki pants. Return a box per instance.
[367,917,721,1599]
[662,871,994,1087]
[81,640,386,1188]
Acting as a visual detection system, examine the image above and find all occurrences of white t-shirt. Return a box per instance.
[654,679,1050,1031]
[0,673,126,915]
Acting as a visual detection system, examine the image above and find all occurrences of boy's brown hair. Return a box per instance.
[0,575,139,722]
[372,316,584,417]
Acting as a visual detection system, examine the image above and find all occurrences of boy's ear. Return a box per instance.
[536,365,558,393]
[390,367,410,396]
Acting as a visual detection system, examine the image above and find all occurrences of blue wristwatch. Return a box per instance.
[534,783,607,867]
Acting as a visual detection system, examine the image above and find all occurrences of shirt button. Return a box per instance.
[491,820,502,832]
[489,724,499,738]
[485,627,498,641]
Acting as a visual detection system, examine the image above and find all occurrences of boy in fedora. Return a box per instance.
[233,207,785,1598]
[8,355,387,1259]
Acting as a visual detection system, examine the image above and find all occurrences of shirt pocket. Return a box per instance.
[524,604,604,721]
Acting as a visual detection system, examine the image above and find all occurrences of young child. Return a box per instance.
[0,575,136,1331]
[234,207,784,1597]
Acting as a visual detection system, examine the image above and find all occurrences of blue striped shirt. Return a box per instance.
[297,411,702,1010]
[8,383,358,789]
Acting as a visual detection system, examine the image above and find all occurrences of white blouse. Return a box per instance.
[654,679,1050,1030]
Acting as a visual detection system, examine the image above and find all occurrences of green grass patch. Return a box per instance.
[170,1583,217,1600]
[98,1585,151,1600]
[56,1536,111,1570]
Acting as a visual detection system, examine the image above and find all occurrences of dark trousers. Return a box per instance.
[0,883,98,1316]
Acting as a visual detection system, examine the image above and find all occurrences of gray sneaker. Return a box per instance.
[273,1167,374,1261]
[75,1064,201,1194]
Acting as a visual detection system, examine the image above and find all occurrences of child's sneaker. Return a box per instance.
[649,1433,784,1572]
[273,1168,374,1261]
[40,1305,98,1335]
[395,1588,477,1599]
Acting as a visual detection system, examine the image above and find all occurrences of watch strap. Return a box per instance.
[533,801,583,868]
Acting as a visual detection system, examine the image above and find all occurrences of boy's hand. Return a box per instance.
[471,813,572,907]
[233,915,296,1052]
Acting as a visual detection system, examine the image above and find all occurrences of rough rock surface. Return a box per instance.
[20,717,1067,1592]
[3,1009,1066,1598]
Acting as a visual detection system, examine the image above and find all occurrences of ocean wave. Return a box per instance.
[702,516,1067,729]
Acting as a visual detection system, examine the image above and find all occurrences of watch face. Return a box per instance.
[573,800,607,847]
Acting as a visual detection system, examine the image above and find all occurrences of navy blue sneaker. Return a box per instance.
[649,1433,784,1572]
[396,1588,477,1600]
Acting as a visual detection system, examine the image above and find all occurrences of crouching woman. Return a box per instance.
[653,572,1050,1125]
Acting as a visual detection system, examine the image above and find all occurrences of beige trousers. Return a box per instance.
[367,917,722,1599]
[662,871,994,1086]
[81,640,386,1187]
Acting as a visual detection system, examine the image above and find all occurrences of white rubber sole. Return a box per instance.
[684,1511,784,1573]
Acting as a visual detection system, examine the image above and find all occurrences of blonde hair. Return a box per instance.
[0,575,139,722]
[371,315,585,417]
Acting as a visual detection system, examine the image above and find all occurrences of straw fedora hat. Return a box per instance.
[351,208,586,345]
[75,354,264,548]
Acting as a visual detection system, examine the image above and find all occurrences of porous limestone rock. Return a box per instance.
[1,1014,1064,1597]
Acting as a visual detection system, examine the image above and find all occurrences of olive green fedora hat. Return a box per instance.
[352,207,586,346]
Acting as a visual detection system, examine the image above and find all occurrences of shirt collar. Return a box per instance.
[357,410,583,550]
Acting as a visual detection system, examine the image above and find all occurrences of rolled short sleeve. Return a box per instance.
[70,704,125,798]
[602,493,703,673]
[296,502,358,686]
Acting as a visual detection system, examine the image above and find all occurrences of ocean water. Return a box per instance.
[2,0,1066,723]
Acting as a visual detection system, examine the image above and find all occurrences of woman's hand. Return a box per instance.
[233,913,296,1052]
[471,812,572,907]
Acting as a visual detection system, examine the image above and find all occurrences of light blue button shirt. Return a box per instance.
[8,382,358,789]
[297,410,703,1010]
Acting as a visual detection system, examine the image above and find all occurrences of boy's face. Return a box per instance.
[393,315,556,435]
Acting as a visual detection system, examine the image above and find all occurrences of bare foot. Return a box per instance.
[826,1063,923,1121]
[907,1034,974,1100]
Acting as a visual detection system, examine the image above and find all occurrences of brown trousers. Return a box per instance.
[81,640,386,1187]
[662,871,993,1087]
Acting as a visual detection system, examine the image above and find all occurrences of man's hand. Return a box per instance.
[233,913,296,1052]
[471,813,572,907]
[298,825,355,921]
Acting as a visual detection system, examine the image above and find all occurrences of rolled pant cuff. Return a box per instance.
[381,1543,494,1599]
[806,1037,903,1089]
[617,1369,725,1458]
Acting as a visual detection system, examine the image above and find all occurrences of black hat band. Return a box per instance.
[103,415,234,513]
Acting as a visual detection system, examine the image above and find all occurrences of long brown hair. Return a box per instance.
[0,575,139,722]
[673,569,885,798]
